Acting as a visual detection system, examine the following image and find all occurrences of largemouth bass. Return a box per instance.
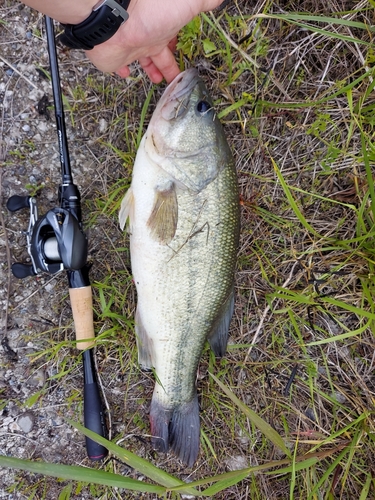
[119,68,240,466]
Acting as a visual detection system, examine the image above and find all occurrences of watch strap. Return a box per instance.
[58,0,130,51]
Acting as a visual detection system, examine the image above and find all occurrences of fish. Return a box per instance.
[119,68,240,467]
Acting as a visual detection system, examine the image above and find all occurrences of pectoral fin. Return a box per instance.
[119,187,135,231]
[147,181,178,244]
[207,288,235,357]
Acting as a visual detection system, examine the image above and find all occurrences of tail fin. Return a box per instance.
[149,398,171,453]
[150,393,200,467]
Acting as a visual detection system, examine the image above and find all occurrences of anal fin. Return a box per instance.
[135,307,154,370]
[207,288,235,357]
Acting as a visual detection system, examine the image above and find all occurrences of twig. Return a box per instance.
[0,161,18,361]
[11,274,61,310]
[0,54,38,90]
[0,83,17,359]
[283,364,298,396]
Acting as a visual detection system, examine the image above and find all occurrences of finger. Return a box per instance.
[151,45,180,83]
[139,38,179,83]
[115,65,131,78]
[167,36,178,53]
[138,56,164,84]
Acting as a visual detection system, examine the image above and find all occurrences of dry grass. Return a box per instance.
[1,0,375,498]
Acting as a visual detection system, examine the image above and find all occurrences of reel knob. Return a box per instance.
[11,263,36,279]
[7,195,31,212]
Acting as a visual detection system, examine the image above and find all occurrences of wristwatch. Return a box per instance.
[58,0,131,51]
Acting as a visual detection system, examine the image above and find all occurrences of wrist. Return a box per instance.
[59,0,131,51]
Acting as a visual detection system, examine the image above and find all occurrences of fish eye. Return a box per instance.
[196,100,212,114]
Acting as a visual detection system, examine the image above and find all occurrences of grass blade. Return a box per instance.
[0,455,165,494]
[201,470,250,496]
[257,13,374,31]
[359,474,372,500]
[210,373,291,458]
[136,86,154,148]
[255,13,370,45]
[68,420,199,495]
[271,157,322,238]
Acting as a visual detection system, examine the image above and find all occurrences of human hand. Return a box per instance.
[85,0,224,83]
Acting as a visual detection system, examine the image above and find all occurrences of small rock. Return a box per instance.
[3,90,14,110]
[37,120,48,133]
[22,124,30,132]
[51,416,63,427]
[181,493,196,500]
[224,455,248,471]
[27,369,45,387]
[9,421,21,432]
[305,407,317,421]
[317,365,327,375]
[44,282,55,293]
[332,392,346,404]
[2,416,14,427]
[99,118,108,133]
[17,412,35,433]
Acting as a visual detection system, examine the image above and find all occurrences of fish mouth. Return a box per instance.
[158,68,200,121]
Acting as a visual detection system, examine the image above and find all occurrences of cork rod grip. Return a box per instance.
[69,286,95,350]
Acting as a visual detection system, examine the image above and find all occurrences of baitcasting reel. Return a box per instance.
[7,187,88,279]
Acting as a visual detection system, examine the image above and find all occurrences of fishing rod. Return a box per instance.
[6,16,108,461]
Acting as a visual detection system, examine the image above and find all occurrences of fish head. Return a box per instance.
[145,68,232,192]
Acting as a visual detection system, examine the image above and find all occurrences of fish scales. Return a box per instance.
[150,164,238,401]
[120,68,240,466]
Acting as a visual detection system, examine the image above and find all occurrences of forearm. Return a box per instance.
[21,0,97,24]
[21,0,220,25]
